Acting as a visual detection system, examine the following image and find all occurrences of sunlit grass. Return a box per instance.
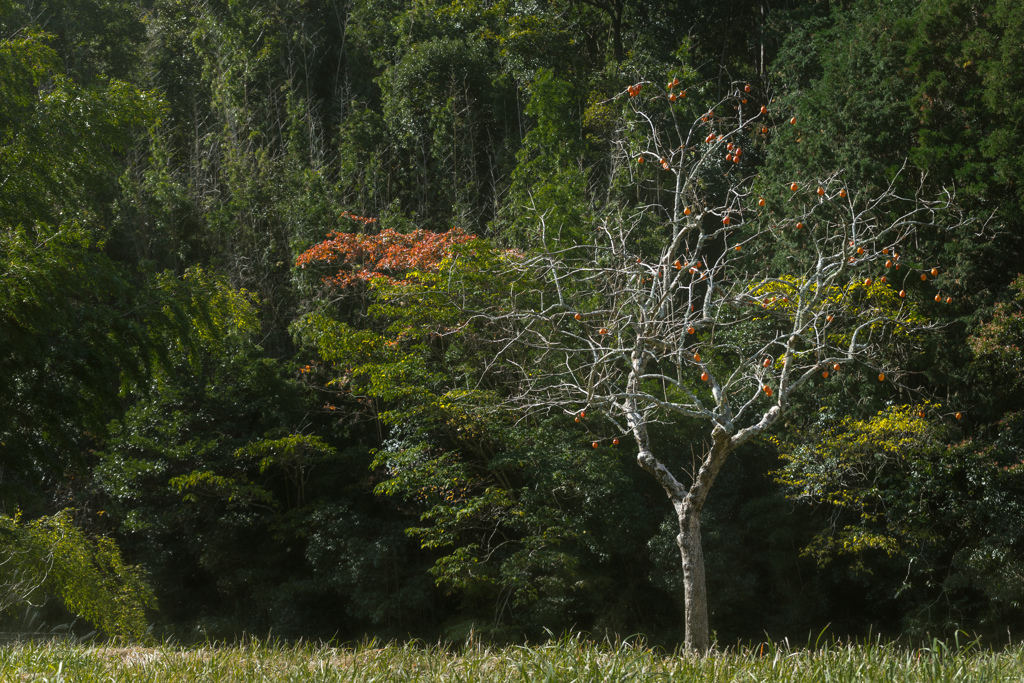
[2,634,1024,682]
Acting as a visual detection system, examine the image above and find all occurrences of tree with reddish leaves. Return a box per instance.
[296,224,476,288]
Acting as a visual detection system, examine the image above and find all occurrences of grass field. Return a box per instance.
[2,634,1023,682]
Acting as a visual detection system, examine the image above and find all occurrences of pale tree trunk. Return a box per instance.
[677,509,709,652]
[633,426,733,652]
[673,426,735,653]
[625,356,764,653]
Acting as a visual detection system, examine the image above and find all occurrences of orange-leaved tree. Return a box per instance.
[296,225,475,288]
[294,219,478,412]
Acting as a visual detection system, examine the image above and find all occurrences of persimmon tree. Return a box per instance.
[469,77,962,651]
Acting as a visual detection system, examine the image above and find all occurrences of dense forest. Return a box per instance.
[2,0,1024,648]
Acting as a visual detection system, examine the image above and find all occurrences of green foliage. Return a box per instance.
[778,404,1024,636]
[93,278,432,638]
[968,275,1024,420]
[0,0,146,84]
[0,510,155,639]
[762,14,1024,639]
[907,0,1024,213]
[768,0,1024,322]
[768,0,919,195]
[304,500,435,630]
[0,24,202,515]
[501,69,591,248]
[0,33,162,231]
[0,237,256,510]
[778,405,945,564]
[294,239,670,639]
[369,32,515,232]
[95,320,299,631]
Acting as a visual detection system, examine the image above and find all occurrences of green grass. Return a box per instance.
[2,635,1024,682]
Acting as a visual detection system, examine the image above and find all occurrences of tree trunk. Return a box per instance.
[610,8,623,63]
[677,507,710,652]
[674,427,734,653]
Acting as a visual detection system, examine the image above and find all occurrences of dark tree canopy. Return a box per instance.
[2,0,1023,645]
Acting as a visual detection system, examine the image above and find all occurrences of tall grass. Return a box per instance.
[2,633,1023,682]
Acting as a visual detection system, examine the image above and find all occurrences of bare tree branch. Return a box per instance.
[441,79,964,652]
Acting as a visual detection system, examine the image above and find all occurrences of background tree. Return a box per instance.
[777,402,1024,639]
[294,226,680,641]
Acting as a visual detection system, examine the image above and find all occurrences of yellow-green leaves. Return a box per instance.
[0,510,156,640]
[777,404,946,567]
